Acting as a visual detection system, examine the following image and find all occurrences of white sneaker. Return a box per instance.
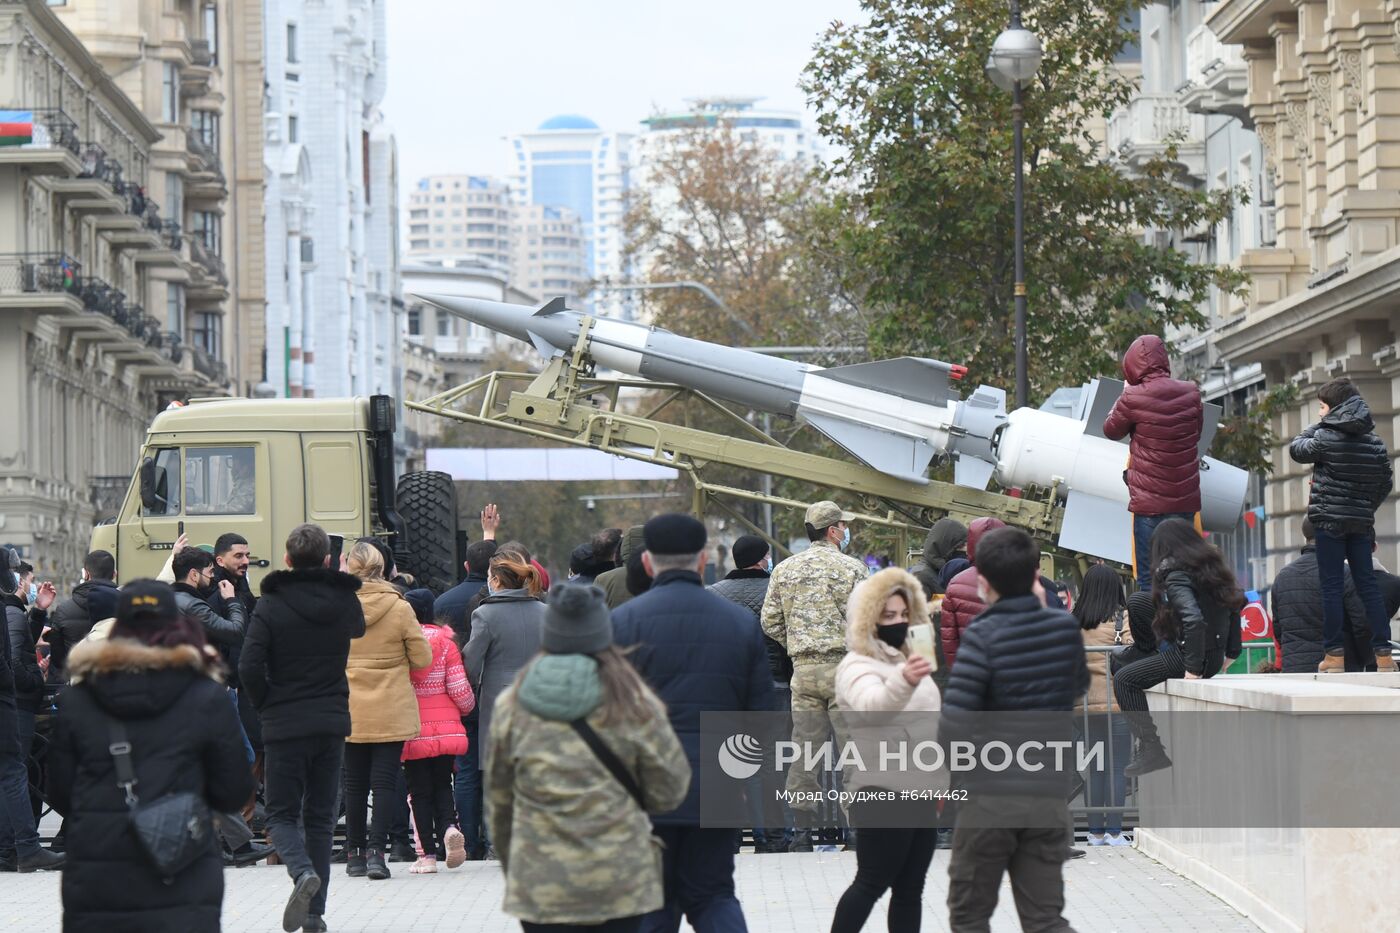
[1086,833,1106,847]
[1105,833,1132,847]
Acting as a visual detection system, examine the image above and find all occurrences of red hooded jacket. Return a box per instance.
[939,517,1006,670]
[1102,335,1204,516]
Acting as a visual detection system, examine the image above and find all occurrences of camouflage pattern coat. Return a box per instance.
[761,539,869,665]
[486,655,691,924]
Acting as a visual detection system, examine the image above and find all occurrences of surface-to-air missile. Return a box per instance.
[419,293,1249,564]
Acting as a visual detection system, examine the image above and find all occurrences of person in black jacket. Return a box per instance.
[1113,519,1243,777]
[612,514,774,932]
[239,523,365,933]
[5,563,55,812]
[47,550,117,683]
[46,579,254,931]
[1272,518,1375,673]
[939,527,1087,933]
[172,548,248,650]
[1289,378,1396,673]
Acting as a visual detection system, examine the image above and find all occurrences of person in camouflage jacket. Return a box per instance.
[486,584,690,926]
[760,501,868,847]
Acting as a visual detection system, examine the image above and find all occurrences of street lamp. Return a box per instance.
[986,3,1043,410]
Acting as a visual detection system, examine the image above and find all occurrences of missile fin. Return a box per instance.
[953,457,995,491]
[821,357,960,406]
[534,296,568,317]
[1199,401,1222,458]
[1081,378,1126,442]
[803,413,934,484]
[526,330,563,359]
[1059,490,1133,565]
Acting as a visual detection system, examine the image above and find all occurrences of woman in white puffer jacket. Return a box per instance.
[831,567,943,933]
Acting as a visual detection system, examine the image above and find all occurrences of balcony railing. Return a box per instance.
[186,132,222,176]
[190,344,228,384]
[189,237,228,284]
[15,109,81,156]
[161,219,183,251]
[1106,93,1204,176]
[189,39,213,67]
[77,275,126,322]
[1179,24,1249,119]
[0,252,81,294]
[77,142,123,186]
[1186,24,1245,84]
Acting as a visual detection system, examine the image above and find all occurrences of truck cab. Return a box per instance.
[93,395,410,590]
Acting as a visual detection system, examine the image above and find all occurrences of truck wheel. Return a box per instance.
[396,471,459,595]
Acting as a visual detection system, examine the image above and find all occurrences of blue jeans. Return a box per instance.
[228,689,254,764]
[1079,715,1131,835]
[1316,529,1394,653]
[1132,512,1195,591]
[453,716,485,854]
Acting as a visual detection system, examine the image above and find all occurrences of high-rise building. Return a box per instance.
[633,96,822,168]
[406,174,511,268]
[505,115,635,318]
[0,0,212,579]
[263,0,401,399]
[52,0,266,395]
[509,204,587,304]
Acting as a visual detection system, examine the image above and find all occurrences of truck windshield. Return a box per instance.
[185,446,256,515]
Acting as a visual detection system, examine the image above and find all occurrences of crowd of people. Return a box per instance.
[0,341,1395,933]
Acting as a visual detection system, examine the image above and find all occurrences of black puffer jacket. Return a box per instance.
[939,594,1089,796]
[4,594,46,713]
[1271,547,1373,673]
[238,567,365,743]
[909,518,968,598]
[1153,568,1242,677]
[1290,395,1394,534]
[47,638,254,933]
[710,568,792,683]
[48,580,116,682]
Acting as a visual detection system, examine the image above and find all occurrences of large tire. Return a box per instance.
[396,471,459,595]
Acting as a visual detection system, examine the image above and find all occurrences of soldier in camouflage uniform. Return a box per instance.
[761,500,869,851]
[486,583,690,927]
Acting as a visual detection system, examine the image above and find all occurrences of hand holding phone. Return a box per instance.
[907,624,937,669]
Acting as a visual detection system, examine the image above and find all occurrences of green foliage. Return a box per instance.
[1210,382,1300,476]
[801,0,1248,399]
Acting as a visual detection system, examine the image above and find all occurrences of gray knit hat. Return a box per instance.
[543,583,612,655]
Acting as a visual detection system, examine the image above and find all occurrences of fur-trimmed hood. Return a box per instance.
[67,637,223,718]
[845,566,932,659]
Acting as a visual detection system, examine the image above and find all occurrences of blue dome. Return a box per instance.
[539,114,599,131]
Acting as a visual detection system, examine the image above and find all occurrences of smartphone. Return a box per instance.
[177,520,185,537]
[907,624,938,670]
[327,534,344,568]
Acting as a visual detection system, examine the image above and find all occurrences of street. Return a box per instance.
[0,848,1259,933]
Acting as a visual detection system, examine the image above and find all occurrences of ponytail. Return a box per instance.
[489,553,542,597]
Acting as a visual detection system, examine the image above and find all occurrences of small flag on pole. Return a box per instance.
[0,110,34,147]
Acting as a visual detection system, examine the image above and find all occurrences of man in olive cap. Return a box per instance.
[760,501,868,851]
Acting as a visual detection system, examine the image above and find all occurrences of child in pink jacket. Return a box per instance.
[402,590,476,873]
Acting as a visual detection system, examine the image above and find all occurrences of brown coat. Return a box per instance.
[1077,620,1122,713]
[348,578,433,743]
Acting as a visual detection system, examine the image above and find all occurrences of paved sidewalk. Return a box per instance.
[0,847,1258,932]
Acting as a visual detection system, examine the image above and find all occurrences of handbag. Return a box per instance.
[105,718,215,883]
[570,718,647,810]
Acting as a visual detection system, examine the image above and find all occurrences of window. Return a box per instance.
[184,445,254,515]
[141,448,182,516]
[166,282,185,334]
[192,311,223,358]
[162,62,179,123]
[191,109,218,149]
[286,22,299,63]
[408,307,421,335]
[204,4,218,64]
[1237,153,1255,251]
[194,210,220,253]
[287,115,298,143]
[436,312,450,337]
[165,172,183,223]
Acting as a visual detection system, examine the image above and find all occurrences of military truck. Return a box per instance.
[91,395,462,593]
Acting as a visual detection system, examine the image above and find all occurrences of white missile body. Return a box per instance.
[420,293,1249,564]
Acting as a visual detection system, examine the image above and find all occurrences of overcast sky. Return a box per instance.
[382,0,865,201]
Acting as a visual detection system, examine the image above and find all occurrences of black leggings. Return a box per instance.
[404,755,458,859]
[831,816,938,933]
[344,741,404,851]
[1114,644,1221,747]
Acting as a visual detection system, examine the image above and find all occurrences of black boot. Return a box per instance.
[303,917,329,933]
[388,840,416,862]
[282,871,321,933]
[365,847,390,880]
[788,829,813,853]
[16,849,64,873]
[345,847,367,878]
[1124,741,1172,778]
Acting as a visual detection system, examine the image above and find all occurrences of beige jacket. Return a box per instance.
[835,567,944,795]
[348,579,432,743]
[1077,620,1122,713]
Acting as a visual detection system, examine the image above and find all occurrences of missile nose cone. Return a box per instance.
[418,293,535,342]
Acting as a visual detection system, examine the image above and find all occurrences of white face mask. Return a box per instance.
[27,583,38,604]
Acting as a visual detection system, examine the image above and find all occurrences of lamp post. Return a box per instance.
[986,3,1043,410]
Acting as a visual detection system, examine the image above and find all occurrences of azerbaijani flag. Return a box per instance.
[0,111,33,147]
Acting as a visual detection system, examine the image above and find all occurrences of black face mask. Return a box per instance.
[876,623,909,648]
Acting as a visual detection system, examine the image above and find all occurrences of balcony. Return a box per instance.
[0,109,82,175]
[0,252,83,313]
[189,344,229,385]
[188,237,228,284]
[189,39,213,67]
[182,41,215,98]
[1178,24,1249,122]
[1106,93,1205,178]
[98,183,164,246]
[49,142,127,213]
[185,132,227,199]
